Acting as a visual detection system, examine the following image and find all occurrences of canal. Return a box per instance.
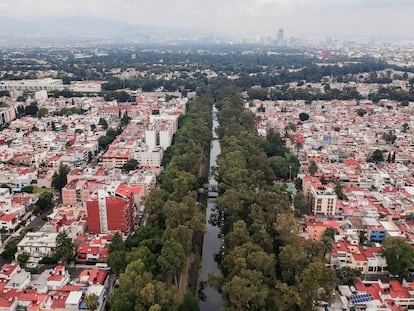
[199,105,224,311]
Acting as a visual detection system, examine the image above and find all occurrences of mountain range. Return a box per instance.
[0,16,215,44]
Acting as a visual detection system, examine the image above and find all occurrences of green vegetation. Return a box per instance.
[122,159,139,172]
[309,160,318,177]
[208,81,336,311]
[51,163,71,192]
[356,108,367,117]
[367,149,385,164]
[85,293,99,311]
[108,93,212,310]
[98,128,118,150]
[53,231,75,264]
[299,112,309,121]
[1,227,33,261]
[39,256,58,265]
[17,253,29,264]
[382,237,414,278]
[21,185,34,193]
[98,117,109,130]
[53,107,85,116]
[335,182,348,201]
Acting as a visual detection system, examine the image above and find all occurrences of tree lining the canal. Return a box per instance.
[208,81,336,311]
[108,93,214,310]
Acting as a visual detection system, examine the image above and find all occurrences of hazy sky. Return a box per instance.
[1,0,413,39]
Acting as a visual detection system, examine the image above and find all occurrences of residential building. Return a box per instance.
[0,78,63,92]
[86,183,135,235]
[15,232,59,263]
[309,184,337,217]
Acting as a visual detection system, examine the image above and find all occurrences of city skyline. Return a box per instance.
[0,0,413,40]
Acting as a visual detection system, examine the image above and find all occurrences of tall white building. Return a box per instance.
[145,120,173,149]
[135,146,164,168]
[309,184,337,217]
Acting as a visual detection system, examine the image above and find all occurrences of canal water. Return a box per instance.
[199,105,223,311]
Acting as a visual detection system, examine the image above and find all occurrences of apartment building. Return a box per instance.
[86,183,135,236]
[309,184,337,217]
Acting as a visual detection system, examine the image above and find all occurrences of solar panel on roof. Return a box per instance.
[350,293,374,304]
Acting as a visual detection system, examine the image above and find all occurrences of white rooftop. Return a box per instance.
[66,291,82,306]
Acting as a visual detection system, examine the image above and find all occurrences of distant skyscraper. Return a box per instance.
[277,28,284,44]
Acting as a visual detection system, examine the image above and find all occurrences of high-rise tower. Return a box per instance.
[277,28,284,44]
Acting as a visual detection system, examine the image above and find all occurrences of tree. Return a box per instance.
[335,182,348,200]
[297,261,336,310]
[54,231,74,264]
[125,226,163,250]
[85,293,99,311]
[98,135,113,150]
[221,269,268,310]
[367,149,384,164]
[21,186,33,193]
[382,237,414,278]
[273,282,301,311]
[107,250,127,276]
[38,108,48,118]
[226,221,251,250]
[17,253,29,264]
[120,111,131,126]
[122,159,139,172]
[51,164,70,191]
[157,240,186,286]
[36,191,53,210]
[382,130,397,144]
[294,191,310,216]
[98,117,108,130]
[336,267,361,285]
[323,227,338,240]
[278,241,306,284]
[299,112,309,121]
[178,291,199,311]
[109,232,126,253]
[162,225,193,256]
[285,122,297,131]
[24,102,39,116]
[356,108,367,117]
[402,122,409,133]
[309,160,318,177]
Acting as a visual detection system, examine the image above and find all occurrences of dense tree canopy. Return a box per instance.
[209,81,336,311]
[51,164,71,191]
[54,231,74,264]
[382,237,414,278]
[108,90,211,311]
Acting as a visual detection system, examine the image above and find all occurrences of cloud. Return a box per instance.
[0,0,413,38]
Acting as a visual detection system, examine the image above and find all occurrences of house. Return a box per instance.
[78,268,108,286]
[329,238,387,273]
[47,265,70,290]
[5,269,31,291]
[0,213,19,232]
[65,291,83,311]
[16,232,59,263]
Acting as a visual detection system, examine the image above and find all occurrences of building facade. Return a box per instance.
[309,184,337,217]
[86,183,135,236]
